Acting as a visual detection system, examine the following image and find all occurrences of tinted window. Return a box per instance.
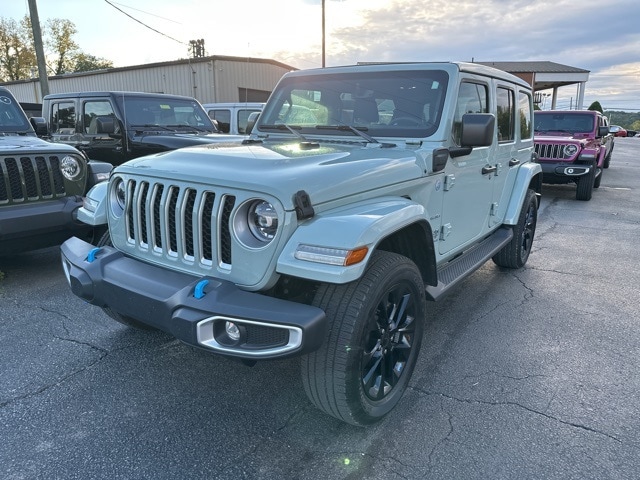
[452,82,488,146]
[237,109,261,134]
[0,92,30,132]
[497,87,515,142]
[518,91,532,140]
[50,101,76,133]
[209,109,231,133]
[84,100,118,134]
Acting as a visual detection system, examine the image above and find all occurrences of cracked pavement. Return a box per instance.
[1,139,640,479]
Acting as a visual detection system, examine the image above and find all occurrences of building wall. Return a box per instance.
[2,56,294,105]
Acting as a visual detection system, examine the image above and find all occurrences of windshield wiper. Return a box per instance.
[260,124,319,148]
[316,125,395,148]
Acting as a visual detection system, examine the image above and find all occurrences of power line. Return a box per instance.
[103,0,187,46]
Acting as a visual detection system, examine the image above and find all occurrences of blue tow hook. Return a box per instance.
[86,247,102,263]
[194,279,209,299]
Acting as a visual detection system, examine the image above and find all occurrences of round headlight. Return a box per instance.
[563,144,578,157]
[248,200,278,242]
[60,155,81,180]
[110,177,126,216]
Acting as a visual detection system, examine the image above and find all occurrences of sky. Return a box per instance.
[6,0,640,112]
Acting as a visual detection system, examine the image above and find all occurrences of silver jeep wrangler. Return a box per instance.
[61,62,542,426]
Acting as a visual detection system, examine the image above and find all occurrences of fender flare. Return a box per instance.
[503,162,542,225]
[277,197,432,284]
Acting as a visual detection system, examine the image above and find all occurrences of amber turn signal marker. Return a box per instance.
[345,247,368,266]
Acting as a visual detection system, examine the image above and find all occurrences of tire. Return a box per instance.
[594,166,603,189]
[301,251,426,426]
[96,231,156,330]
[604,143,613,169]
[492,188,537,269]
[576,162,596,201]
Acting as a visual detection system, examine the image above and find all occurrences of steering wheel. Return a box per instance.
[390,117,423,127]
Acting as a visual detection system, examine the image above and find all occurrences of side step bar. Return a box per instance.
[425,227,513,301]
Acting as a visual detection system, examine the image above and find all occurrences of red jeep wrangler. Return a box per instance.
[534,110,614,201]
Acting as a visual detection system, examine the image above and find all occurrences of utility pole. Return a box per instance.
[27,0,49,98]
[322,0,325,67]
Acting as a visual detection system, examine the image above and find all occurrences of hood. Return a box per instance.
[0,134,81,154]
[116,140,427,210]
[130,131,247,149]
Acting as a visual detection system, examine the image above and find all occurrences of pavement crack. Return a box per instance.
[409,387,621,443]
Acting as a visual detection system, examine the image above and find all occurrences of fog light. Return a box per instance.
[226,321,241,341]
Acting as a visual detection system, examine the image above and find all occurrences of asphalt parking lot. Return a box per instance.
[1,138,639,480]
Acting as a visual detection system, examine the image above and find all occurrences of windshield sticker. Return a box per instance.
[0,96,12,105]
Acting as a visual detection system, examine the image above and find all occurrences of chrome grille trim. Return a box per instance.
[123,180,237,268]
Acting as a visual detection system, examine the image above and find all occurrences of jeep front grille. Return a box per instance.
[0,155,66,203]
[124,180,236,266]
[534,143,573,161]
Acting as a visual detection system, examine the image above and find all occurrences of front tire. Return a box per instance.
[576,162,596,201]
[301,251,426,426]
[492,188,537,269]
[96,231,156,330]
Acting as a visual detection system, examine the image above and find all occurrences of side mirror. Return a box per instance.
[30,116,48,136]
[461,113,495,147]
[597,126,610,137]
[246,111,260,135]
[96,116,116,134]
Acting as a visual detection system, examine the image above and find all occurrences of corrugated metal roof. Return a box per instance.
[476,61,589,74]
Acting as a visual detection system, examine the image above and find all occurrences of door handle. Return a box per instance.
[509,158,520,167]
[482,164,497,175]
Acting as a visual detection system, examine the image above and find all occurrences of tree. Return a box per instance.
[588,101,604,114]
[73,53,113,72]
[0,15,113,81]
[0,16,36,81]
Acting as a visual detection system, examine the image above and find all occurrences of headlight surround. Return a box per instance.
[109,177,127,217]
[60,155,82,180]
[563,144,578,158]
[234,199,280,248]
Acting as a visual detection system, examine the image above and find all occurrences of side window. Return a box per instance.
[84,100,117,134]
[208,109,231,133]
[496,87,515,142]
[50,102,76,134]
[518,91,532,140]
[237,109,260,134]
[452,82,488,146]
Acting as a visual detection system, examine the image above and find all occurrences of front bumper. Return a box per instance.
[0,196,90,253]
[538,162,591,184]
[60,236,327,360]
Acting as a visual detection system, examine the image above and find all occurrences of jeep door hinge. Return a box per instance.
[440,223,452,241]
[444,174,455,191]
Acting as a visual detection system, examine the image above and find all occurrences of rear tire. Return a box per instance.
[96,231,156,330]
[301,251,426,426]
[492,188,537,269]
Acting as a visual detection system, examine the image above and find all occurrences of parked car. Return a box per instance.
[0,87,111,254]
[202,102,264,134]
[61,62,542,426]
[42,91,245,165]
[609,125,627,137]
[534,110,614,201]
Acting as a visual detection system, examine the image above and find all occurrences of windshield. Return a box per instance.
[116,95,216,132]
[256,69,449,138]
[534,112,595,134]
[0,91,31,133]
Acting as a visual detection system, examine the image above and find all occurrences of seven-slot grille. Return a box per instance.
[534,143,575,160]
[123,179,236,266]
[0,155,66,203]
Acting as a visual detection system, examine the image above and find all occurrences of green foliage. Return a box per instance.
[588,101,604,113]
[0,15,113,81]
[605,110,640,130]
[0,270,5,281]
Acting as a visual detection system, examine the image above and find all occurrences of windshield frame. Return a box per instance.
[115,95,217,132]
[255,69,449,139]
